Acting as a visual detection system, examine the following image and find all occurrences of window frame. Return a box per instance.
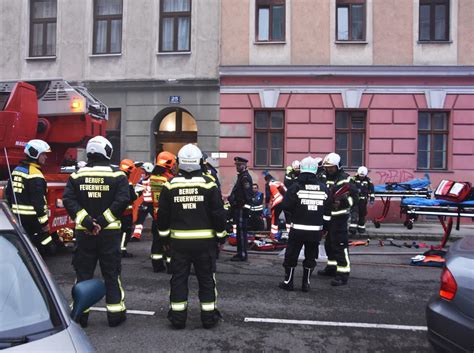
[255,0,286,43]
[254,109,285,168]
[92,0,123,55]
[29,0,57,57]
[418,0,450,42]
[335,110,366,169]
[159,0,192,53]
[335,0,366,42]
[417,111,449,170]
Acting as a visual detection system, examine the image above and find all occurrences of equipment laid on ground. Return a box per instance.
[227,231,288,251]
[372,176,431,228]
[401,198,474,249]
[0,80,108,244]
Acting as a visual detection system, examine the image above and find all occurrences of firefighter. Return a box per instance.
[202,152,221,191]
[350,166,375,235]
[150,151,176,272]
[63,136,130,327]
[279,157,332,292]
[157,144,226,329]
[228,156,253,261]
[284,160,300,189]
[317,152,357,286]
[118,159,138,257]
[5,139,55,254]
[264,174,290,236]
[248,183,264,231]
[131,162,155,241]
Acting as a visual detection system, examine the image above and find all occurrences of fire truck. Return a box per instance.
[0,79,108,245]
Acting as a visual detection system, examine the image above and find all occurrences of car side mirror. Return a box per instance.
[70,279,106,321]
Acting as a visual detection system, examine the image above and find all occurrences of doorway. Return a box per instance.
[153,108,198,157]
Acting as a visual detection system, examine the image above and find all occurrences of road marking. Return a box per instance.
[90,307,156,316]
[244,317,427,331]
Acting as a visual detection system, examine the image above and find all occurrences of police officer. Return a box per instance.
[63,136,130,327]
[279,157,332,292]
[248,183,264,231]
[228,156,253,261]
[5,139,55,254]
[349,166,375,235]
[157,144,226,329]
[317,153,357,286]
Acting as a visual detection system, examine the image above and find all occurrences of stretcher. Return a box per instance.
[372,177,431,228]
[401,198,474,249]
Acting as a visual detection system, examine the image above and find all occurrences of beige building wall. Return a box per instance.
[0,0,219,81]
[329,0,374,65]
[291,0,330,65]
[373,0,413,65]
[458,0,474,65]
[248,0,291,65]
[413,0,458,65]
[221,0,249,65]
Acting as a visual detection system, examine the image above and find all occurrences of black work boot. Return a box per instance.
[108,311,127,327]
[152,260,166,273]
[167,309,187,329]
[278,267,295,291]
[302,267,313,292]
[201,309,222,329]
[331,273,349,287]
[76,312,89,328]
[317,266,336,277]
[357,226,366,234]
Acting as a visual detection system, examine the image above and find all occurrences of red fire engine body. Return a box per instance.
[0,80,108,240]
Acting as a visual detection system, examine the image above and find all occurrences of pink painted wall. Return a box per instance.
[219,92,474,222]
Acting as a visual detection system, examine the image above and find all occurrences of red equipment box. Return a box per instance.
[434,180,472,202]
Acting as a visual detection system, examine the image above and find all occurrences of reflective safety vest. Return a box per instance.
[150,172,173,215]
[142,178,153,203]
[269,180,286,208]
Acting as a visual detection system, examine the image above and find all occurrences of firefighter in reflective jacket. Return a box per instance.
[349,166,375,235]
[118,159,138,257]
[150,151,176,272]
[63,136,130,328]
[284,160,300,189]
[5,139,54,254]
[279,157,332,292]
[317,152,357,286]
[157,144,227,329]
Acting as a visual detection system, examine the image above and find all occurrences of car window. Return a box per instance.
[0,232,62,341]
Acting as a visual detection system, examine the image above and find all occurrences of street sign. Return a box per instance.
[169,96,181,104]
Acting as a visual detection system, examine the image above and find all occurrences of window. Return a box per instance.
[336,0,366,41]
[418,112,448,169]
[93,0,123,54]
[419,0,449,41]
[106,108,121,165]
[256,0,285,42]
[29,0,57,57]
[159,0,191,52]
[254,111,284,167]
[335,111,366,168]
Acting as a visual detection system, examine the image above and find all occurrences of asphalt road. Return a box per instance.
[45,234,441,353]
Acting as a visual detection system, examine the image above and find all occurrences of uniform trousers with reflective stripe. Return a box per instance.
[324,214,350,275]
[169,245,217,324]
[283,230,322,269]
[120,214,133,251]
[271,204,291,234]
[349,198,368,229]
[17,214,52,250]
[151,220,170,267]
[234,208,249,259]
[73,231,125,314]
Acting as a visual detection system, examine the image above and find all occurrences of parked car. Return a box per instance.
[426,234,474,352]
[0,201,103,352]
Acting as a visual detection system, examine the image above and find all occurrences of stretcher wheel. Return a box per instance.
[374,221,381,228]
[403,220,409,227]
[406,223,413,230]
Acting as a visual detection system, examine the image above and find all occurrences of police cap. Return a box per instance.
[234,156,248,164]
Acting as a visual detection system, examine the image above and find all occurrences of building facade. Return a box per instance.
[219,0,474,221]
[0,0,220,165]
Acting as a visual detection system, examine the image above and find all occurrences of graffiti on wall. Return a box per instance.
[375,169,414,184]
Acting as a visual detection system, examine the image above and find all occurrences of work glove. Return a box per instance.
[82,215,96,232]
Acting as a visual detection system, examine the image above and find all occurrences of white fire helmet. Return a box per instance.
[322,152,341,169]
[357,166,368,177]
[178,144,203,173]
[291,160,300,171]
[86,136,113,160]
[142,162,154,174]
[300,157,317,174]
[24,139,51,159]
[314,157,323,166]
